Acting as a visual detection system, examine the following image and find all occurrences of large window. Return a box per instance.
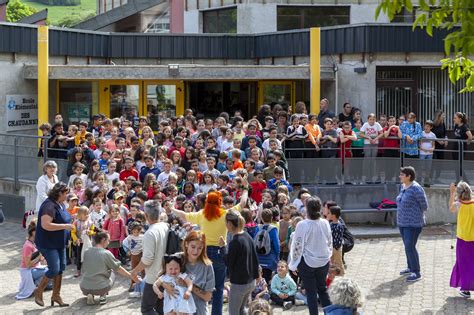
[59,81,99,126]
[277,6,350,30]
[203,7,237,33]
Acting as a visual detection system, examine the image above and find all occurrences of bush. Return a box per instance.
[6,0,37,22]
[34,0,81,6]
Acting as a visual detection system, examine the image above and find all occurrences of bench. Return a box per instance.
[341,208,397,227]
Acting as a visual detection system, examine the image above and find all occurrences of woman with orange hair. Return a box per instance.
[173,186,249,315]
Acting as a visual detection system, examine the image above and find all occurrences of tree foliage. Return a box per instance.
[376,0,474,92]
[6,0,37,22]
[55,12,94,27]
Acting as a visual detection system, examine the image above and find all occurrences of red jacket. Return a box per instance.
[250,181,267,204]
[119,168,139,181]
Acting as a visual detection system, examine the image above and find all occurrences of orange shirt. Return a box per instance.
[305,123,322,145]
[233,160,244,170]
[67,206,79,216]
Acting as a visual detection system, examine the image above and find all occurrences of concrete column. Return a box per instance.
[170,0,184,33]
[237,3,276,34]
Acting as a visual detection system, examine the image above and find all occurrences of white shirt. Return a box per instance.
[106,172,119,187]
[420,131,436,155]
[360,122,383,145]
[262,138,282,153]
[157,171,175,187]
[68,173,87,188]
[142,222,169,284]
[289,219,332,271]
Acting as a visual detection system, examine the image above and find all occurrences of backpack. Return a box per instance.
[254,224,275,255]
[165,224,184,255]
[342,224,354,253]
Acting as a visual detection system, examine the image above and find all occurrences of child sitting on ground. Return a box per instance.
[252,266,270,301]
[270,260,302,310]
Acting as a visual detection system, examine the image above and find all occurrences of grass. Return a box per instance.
[23,0,96,26]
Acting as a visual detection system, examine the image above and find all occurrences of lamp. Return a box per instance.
[168,64,179,76]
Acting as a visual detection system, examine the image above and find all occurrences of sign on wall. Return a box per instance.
[6,95,38,131]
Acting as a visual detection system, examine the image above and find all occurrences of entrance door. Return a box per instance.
[144,81,184,131]
[100,81,142,127]
[376,68,416,118]
[258,81,295,112]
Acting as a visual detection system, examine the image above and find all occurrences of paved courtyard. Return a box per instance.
[0,222,473,314]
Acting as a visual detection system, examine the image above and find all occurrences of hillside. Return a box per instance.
[24,0,96,26]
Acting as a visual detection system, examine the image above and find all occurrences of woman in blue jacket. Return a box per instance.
[255,208,280,284]
[400,112,423,158]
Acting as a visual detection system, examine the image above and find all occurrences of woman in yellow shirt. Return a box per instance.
[449,181,474,298]
[173,186,249,315]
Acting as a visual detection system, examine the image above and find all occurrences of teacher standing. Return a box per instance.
[36,161,59,213]
[449,182,474,298]
[34,182,74,307]
[396,166,428,282]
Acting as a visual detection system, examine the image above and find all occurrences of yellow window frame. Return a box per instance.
[257,81,296,112]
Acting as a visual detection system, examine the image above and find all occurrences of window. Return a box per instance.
[58,81,98,126]
[277,6,350,31]
[392,8,416,23]
[203,7,237,33]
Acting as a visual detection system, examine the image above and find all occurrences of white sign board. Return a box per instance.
[6,95,38,131]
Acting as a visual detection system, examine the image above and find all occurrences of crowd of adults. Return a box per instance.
[14,100,474,314]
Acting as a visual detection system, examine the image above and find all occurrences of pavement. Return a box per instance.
[0,222,473,314]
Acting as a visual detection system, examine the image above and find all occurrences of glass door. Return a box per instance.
[144,81,184,131]
[258,81,295,111]
[104,81,141,128]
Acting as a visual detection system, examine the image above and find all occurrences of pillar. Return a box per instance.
[310,27,321,114]
[37,26,49,138]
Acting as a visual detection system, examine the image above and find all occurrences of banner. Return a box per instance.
[6,95,38,131]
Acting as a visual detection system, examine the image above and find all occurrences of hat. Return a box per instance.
[67,193,79,201]
[114,191,125,200]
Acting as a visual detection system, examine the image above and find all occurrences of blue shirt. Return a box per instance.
[400,121,423,156]
[396,181,428,227]
[267,178,293,192]
[35,198,72,249]
[255,224,280,271]
[139,166,160,183]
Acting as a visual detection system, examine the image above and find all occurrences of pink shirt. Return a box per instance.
[105,138,117,151]
[103,217,126,241]
[21,240,39,269]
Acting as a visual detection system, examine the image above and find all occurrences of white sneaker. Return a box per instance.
[86,294,95,305]
[129,291,141,298]
[294,299,305,306]
[283,301,293,310]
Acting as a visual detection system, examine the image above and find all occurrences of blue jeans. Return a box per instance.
[31,267,52,289]
[399,227,422,275]
[37,247,66,278]
[298,259,331,315]
[207,246,226,315]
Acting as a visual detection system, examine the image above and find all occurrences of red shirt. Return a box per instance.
[103,217,126,241]
[250,181,267,204]
[383,126,400,148]
[168,146,185,159]
[338,129,353,158]
[119,168,139,181]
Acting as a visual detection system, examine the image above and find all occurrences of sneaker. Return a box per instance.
[129,291,141,298]
[283,301,293,310]
[99,295,107,305]
[74,271,81,278]
[406,273,422,282]
[294,299,305,306]
[459,291,471,298]
[399,268,411,276]
[86,294,94,305]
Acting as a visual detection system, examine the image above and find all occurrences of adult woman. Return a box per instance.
[220,210,259,315]
[173,189,249,315]
[453,112,473,163]
[323,278,364,315]
[80,231,138,305]
[400,112,423,158]
[34,182,74,307]
[35,161,59,213]
[257,104,272,127]
[16,221,52,300]
[449,182,474,298]
[431,110,447,182]
[396,166,428,282]
[289,197,332,315]
[338,102,354,125]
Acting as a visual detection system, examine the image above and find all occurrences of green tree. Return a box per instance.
[6,0,37,22]
[376,0,474,92]
[55,12,94,27]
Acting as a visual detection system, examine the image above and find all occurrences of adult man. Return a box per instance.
[131,200,168,315]
[317,98,335,128]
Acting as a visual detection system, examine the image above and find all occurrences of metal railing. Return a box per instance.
[284,138,474,186]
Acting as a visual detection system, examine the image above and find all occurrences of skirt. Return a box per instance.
[450,238,474,291]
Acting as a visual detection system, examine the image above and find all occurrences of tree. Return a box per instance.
[6,0,37,22]
[376,0,474,92]
[55,12,94,27]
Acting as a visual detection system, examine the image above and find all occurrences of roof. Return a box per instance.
[0,23,450,59]
[74,0,165,30]
[17,9,48,24]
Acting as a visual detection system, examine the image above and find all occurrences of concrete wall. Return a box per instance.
[0,179,36,218]
[183,10,200,33]
[237,3,277,34]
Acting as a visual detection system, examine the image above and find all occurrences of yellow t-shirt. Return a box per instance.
[457,201,474,241]
[185,204,241,247]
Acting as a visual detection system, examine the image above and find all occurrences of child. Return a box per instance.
[92,172,108,193]
[153,254,196,314]
[270,260,298,310]
[206,157,221,180]
[279,205,291,261]
[250,170,266,204]
[103,204,126,259]
[351,118,365,158]
[157,159,176,187]
[119,157,139,181]
[360,113,383,183]
[199,172,217,194]
[106,160,120,188]
[327,206,345,276]
[71,206,95,277]
[255,209,280,284]
[68,162,87,188]
[231,149,244,170]
[89,197,107,229]
[86,160,100,189]
[66,194,80,219]
[419,120,436,187]
[206,137,220,163]
[99,149,112,172]
[71,178,85,204]
[222,159,236,180]
[252,266,270,301]
[182,200,196,213]
[122,221,144,295]
[140,155,160,183]
[266,167,293,192]
[216,152,228,173]
[242,208,257,239]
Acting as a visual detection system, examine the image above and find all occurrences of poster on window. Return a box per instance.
[5,95,38,131]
